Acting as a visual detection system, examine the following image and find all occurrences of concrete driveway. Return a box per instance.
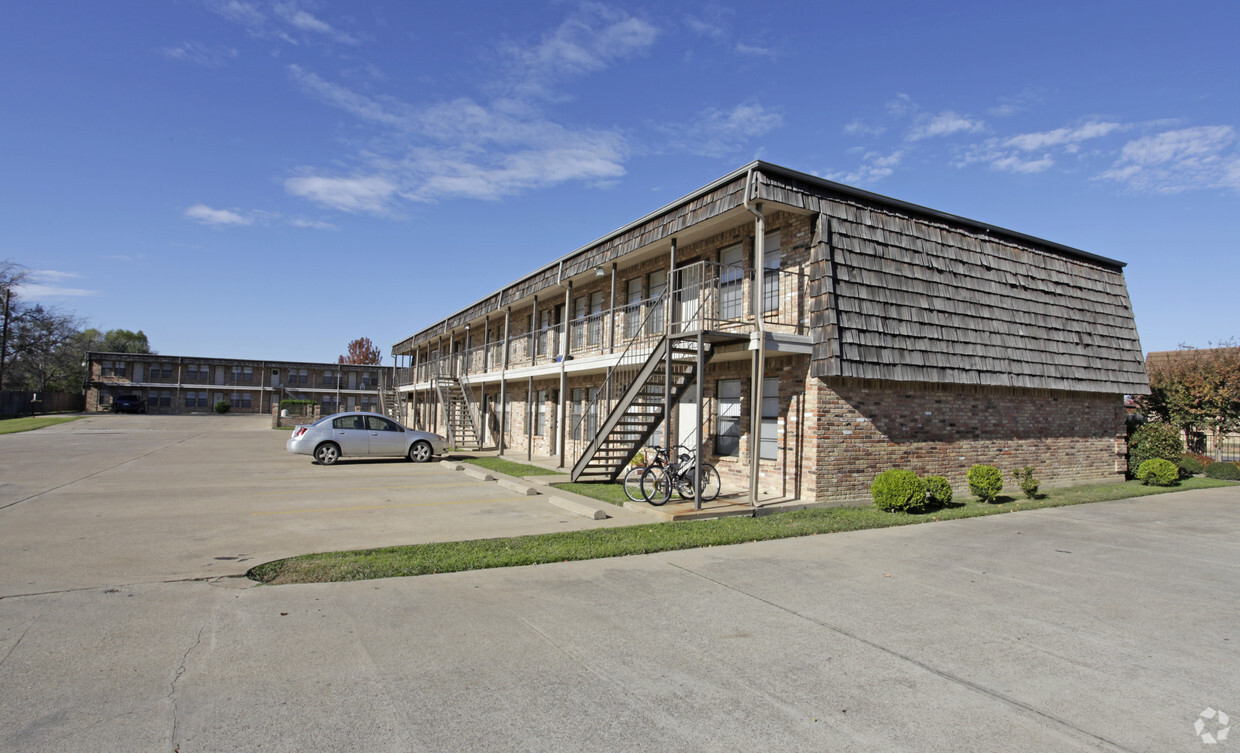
[0,413,648,595]
[1,414,1238,751]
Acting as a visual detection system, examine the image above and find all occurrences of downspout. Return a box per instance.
[744,167,765,511]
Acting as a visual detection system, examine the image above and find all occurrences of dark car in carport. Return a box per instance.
[113,394,147,413]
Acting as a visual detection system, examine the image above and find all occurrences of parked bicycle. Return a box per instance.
[622,445,670,503]
[638,445,721,505]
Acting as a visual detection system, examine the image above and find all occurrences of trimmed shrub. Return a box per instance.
[871,469,927,513]
[967,464,1004,503]
[1177,454,1204,476]
[1011,466,1040,499]
[1127,422,1184,477]
[214,400,231,414]
[1137,458,1180,486]
[1186,452,1215,468]
[924,475,953,507]
[1205,462,1240,480]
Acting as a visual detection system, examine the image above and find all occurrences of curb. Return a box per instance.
[443,461,611,518]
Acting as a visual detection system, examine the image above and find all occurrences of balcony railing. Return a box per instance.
[399,261,808,386]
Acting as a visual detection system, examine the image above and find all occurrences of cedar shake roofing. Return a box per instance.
[394,162,1149,395]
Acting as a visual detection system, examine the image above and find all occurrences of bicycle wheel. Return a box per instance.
[640,467,672,506]
[622,465,648,503]
[699,464,721,502]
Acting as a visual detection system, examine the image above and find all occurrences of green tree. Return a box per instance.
[100,328,152,354]
[1140,341,1240,461]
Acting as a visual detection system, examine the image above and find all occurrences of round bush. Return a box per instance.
[1177,454,1204,476]
[214,400,231,414]
[967,464,1004,503]
[1127,422,1184,477]
[1137,458,1180,486]
[924,475,953,506]
[871,469,927,513]
[1205,462,1240,480]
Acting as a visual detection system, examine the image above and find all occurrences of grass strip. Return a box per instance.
[462,457,565,478]
[247,476,1235,585]
[0,415,82,434]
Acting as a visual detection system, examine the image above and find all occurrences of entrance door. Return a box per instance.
[677,263,702,332]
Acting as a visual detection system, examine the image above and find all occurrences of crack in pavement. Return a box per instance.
[0,431,208,512]
[168,619,209,751]
[667,561,1139,753]
[0,575,255,602]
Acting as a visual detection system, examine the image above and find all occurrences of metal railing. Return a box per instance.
[397,262,808,387]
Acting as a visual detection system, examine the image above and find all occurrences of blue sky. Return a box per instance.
[3,0,1237,363]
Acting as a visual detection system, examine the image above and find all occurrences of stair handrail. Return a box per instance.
[455,372,483,446]
[567,287,670,444]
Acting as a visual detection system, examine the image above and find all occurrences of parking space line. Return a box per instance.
[251,497,536,515]
[256,482,488,496]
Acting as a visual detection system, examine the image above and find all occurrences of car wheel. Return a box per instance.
[409,440,433,463]
[314,442,340,465]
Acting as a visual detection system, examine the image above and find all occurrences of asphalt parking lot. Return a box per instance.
[0,413,648,595]
[1,413,1238,752]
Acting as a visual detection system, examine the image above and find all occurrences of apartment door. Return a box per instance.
[676,263,702,332]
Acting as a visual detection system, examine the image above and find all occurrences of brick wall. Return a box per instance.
[810,377,1128,502]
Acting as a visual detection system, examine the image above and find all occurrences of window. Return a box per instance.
[102,361,127,377]
[760,378,779,461]
[624,278,642,339]
[366,416,400,432]
[242,366,253,383]
[187,364,209,382]
[587,291,603,347]
[333,415,365,430]
[646,270,666,335]
[716,379,741,456]
[572,296,587,350]
[159,390,171,407]
[321,395,336,413]
[535,390,548,436]
[586,387,599,441]
[184,391,207,408]
[762,231,781,314]
[719,244,745,320]
[569,388,584,440]
[322,370,338,388]
[503,392,513,432]
[229,393,252,409]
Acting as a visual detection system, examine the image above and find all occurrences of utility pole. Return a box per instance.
[0,286,11,391]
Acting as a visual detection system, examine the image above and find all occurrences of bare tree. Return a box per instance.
[1,259,31,391]
[7,303,84,392]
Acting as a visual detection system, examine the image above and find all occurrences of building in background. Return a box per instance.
[86,352,395,417]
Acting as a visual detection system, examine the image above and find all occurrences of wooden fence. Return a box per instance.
[1,391,85,416]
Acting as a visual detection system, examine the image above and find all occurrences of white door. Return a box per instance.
[677,264,702,332]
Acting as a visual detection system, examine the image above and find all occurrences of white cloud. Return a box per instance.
[15,271,96,299]
[957,119,1122,174]
[1100,126,1240,193]
[184,204,254,226]
[206,0,357,46]
[907,111,985,141]
[287,65,411,128]
[826,149,905,185]
[287,217,339,230]
[502,5,658,96]
[844,119,885,138]
[284,175,398,213]
[661,103,783,158]
[1003,121,1121,152]
[158,41,239,67]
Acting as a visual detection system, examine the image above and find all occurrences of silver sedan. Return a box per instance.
[286,412,447,465]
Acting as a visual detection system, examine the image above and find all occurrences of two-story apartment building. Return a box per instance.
[390,162,1149,506]
[87,353,392,416]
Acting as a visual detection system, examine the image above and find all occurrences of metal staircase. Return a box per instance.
[433,376,481,450]
[570,335,714,482]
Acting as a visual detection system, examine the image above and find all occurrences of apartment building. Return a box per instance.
[391,162,1149,506]
[87,353,392,416]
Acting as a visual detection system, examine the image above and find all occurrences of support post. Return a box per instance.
[695,329,704,510]
[558,280,572,468]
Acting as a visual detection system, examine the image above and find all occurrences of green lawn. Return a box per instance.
[248,476,1236,585]
[0,415,82,434]
[462,457,566,478]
